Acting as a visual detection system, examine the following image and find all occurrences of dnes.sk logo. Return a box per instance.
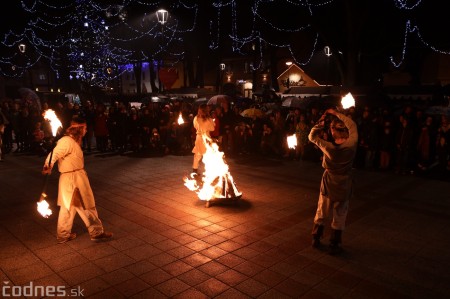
[2,281,84,297]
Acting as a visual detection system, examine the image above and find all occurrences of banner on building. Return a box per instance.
[158,68,179,89]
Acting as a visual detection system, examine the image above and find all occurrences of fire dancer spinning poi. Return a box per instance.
[184,103,242,207]
[308,93,357,255]
[41,115,113,244]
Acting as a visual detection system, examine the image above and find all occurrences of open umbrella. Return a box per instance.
[193,97,208,106]
[281,96,309,109]
[18,87,41,111]
[151,96,169,103]
[425,106,450,117]
[240,107,265,118]
[208,94,232,106]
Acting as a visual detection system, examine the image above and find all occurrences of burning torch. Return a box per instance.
[37,109,62,218]
[177,113,184,125]
[287,134,297,150]
[341,92,355,110]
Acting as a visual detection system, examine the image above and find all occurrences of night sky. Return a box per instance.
[1,1,449,86]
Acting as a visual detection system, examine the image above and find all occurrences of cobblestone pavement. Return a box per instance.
[1,151,450,298]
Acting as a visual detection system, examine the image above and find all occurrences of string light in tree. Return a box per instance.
[0,0,193,86]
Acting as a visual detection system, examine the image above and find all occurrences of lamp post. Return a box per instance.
[324,46,332,86]
[219,63,225,93]
[18,43,26,53]
[285,61,292,89]
[156,9,168,25]
[156,9,168,41]
[156,9,168,91]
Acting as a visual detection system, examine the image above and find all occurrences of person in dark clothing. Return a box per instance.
[0,102,13,155]
[0,107,8,161]
[416,116,437,171]
[260,123,279,157]
[139,108,156,150]
[395,115,415,174]
[94,104,109,152]
[127,111,141,152]
[356,109,377,169]
[378,121,395,170]
[115,104,129,153]
[219,102,235,153]
[82,100,96,152]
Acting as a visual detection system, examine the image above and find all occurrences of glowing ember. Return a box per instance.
[341,92,355,110]
[37,193,52,218]
[184,136,242,202]
[43,109,62,136]
[177,113,184,125]
[287,134,297,149]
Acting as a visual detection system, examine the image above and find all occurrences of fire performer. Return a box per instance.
[42,116,113,244]
[184,103,242,206]
[308,108,358,255]
[192,103,215,175]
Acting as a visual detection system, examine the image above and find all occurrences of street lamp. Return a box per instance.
[324,46,332,57]
[219,63,226,92]
[155,9,168,91]
[18,43,26,53]
[285,61,292,89]
[324,46,332,85]
[156,9,168,25]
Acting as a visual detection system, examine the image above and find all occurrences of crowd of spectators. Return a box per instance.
[0,95,449,179]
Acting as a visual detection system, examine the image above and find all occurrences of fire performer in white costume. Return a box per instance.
[192,103,215,174]
[308,108,358,255]
[42,116,113,244]
[184,103,242,207]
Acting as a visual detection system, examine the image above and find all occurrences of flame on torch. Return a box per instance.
[39,109,60,218]
[177,113,184,125]
[43,109,63,136]
[37,193,52,218]
[287,134,297,149]
[341,92,355,110]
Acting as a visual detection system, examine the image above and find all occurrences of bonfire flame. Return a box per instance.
[184,135,242,201]
[287,134,297,149]
[177,113,184,125]
[43,109,62,136]
[341,92,355,110]
[37,193,52,218]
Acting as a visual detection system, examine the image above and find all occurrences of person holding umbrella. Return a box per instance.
[308,108,358,255]
[42,116,113,244]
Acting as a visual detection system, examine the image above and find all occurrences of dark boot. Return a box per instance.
[329,229,343,255]
[311,224,324,248]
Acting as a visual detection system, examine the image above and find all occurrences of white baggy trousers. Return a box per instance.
[313,193,349,230]
[56,189,104,242]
